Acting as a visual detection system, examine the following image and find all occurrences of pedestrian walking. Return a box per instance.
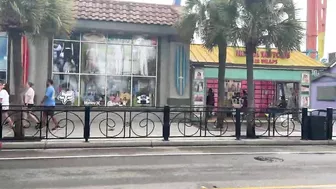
[206,88,215,118]
[241,90,248,119]
[0,81,14,129]
[40,79,60,131]
[24,82,39,128]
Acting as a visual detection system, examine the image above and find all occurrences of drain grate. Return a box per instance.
[254,156,284,163]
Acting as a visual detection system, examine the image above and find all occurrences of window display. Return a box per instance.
[53,74,79,105]
[52,33,158,106]
[132,77,156,106]
[132,46,156,76]
[106,44,132,75]
[53,41,80,73]
[106,76,131,106]
[81,43,107,74]
[80,75,106,106]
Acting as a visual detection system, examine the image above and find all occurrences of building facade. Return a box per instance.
[190,45,326,110]
[20,0,190,107]
[311,63,336,109]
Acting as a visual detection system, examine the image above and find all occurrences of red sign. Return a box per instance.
[235,50,290,65]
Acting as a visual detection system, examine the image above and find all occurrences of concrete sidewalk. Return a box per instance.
[1,137,336,149]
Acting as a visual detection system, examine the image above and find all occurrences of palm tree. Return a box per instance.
[233,0,304,138]
[0,0,75,138]
[176,0,238,127]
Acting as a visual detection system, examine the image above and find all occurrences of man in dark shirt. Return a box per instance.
[206,88,215,118]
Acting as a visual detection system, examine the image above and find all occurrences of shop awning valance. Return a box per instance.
[190,44,326,68]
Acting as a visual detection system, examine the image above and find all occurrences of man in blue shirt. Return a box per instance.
[40,79,60,130]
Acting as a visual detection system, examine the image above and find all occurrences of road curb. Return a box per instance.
[1,139,335,149]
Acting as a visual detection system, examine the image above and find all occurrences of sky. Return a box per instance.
[121,0,336,60]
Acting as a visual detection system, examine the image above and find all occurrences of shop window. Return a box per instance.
[81,43,107,74]
[80,75,106,106]
[0,36,7,82]
[132,77,156,107]
[52,33,158,107]
[0,71,6,81]
[53,41,80,73]
[106,44,132,75]
[106,76,132,106]
[53,74,79,105]
[132,46,156,76]
[317,86,336,101]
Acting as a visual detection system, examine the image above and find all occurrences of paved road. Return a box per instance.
[1,146,336,189]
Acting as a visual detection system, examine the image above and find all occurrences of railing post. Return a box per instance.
[84,106,91,142]
[235,108,241,140]
[326,108,333,140]
[0,103,2,139]
[301,108,309,140]
[163,105,170,141]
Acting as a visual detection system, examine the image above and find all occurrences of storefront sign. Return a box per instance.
[137,95,150,104]
[235,50,290,64]
[57,90,75,105]
[84,101,101,106]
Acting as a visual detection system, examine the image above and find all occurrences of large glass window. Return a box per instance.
[53,74,79,105]
[106,44,132,75]
[132,77,156,106]
[106,76,131,106]
[80,75,106,106]
[52,33,158,106]
[0,33,8,81]
[53,41,80,73]
[132,46,156,76]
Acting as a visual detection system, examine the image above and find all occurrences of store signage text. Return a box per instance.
[235,50,290,64]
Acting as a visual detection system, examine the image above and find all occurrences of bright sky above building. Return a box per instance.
[121,0,336,59]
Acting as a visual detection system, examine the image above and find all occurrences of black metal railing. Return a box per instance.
[0,104,334,141]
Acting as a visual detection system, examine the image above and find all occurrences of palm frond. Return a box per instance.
[0,0,75,39]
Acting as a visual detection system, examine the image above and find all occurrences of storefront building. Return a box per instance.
[21,0,190,107]
[310,63,336,109]
[190,44,326,110]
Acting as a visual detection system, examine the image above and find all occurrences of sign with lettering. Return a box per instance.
[235,50,290,65]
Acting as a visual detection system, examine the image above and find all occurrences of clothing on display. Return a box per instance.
[53,42,79,73]
[83,44,107,74]
[52,33,158,106]
[107,45,131,75]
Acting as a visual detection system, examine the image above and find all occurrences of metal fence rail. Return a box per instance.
[0,105,334,141]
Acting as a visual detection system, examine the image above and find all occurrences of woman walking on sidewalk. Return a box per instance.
[24,82,39,128]
[0,81,14,129]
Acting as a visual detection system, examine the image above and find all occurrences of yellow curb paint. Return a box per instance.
[217,184,336,189]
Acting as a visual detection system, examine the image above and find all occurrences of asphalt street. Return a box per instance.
[1,146,336,189]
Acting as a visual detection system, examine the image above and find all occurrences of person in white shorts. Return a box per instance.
[24,82,39,128]
[0,81,14,129]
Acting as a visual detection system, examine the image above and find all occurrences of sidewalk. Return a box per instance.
[1,137,336,150]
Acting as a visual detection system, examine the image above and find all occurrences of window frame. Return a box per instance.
[51,33,158,106]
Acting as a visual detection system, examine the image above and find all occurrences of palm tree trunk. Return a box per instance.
[216,42,227,128]
[9,30,24,138]
[245,41,256,138]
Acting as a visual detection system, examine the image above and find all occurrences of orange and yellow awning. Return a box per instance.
[190,44,326,68]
